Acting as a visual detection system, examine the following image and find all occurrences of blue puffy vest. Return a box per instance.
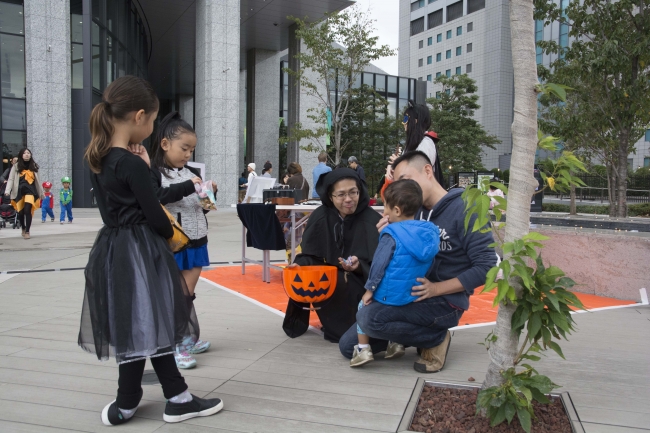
[373,220,440,306]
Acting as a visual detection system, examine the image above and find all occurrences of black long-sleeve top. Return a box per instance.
[91,148,172,239]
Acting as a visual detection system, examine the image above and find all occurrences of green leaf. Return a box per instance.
[548,341,566,359]
[541,326,552,345]
[530,387,551,404]
[527,314,542,340]
[546,292,561,312]
[491,404,507,427]
[517,407,532,433]
[504,402,516,424]
[520,386,533,403]
[520,353,541,361]
[523,232,550,241]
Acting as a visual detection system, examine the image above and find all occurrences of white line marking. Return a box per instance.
[199,277,323,336]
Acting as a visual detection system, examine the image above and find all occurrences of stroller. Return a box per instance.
[0,185,19,229]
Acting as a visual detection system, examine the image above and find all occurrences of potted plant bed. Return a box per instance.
[397,379,584,433]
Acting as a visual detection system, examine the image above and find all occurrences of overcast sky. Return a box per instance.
[353,0,400,75]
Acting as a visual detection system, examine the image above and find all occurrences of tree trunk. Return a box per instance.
[607,167,616,217]
[616,132,629,217]
[569,182,577,215]
[483,0,539,389]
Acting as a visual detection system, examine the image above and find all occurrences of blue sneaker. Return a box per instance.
[187,339,211,355]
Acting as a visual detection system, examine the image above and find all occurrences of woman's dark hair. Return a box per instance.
[326,176,361,198]
[85,76,159,173]
[403,100,445,187]
[403,100,431,154]
[151,111,195,178]
[16,148,39,172]
[287,162,302,175]
[262,161,272,174]
[383,179,422,217]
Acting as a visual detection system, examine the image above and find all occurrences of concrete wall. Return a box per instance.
[540,229,650,302]
[24,0,72,188]
[195,0,240,206]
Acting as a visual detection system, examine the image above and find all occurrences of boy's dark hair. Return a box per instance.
[392,150,433,172]
[151,111,195,178]
[383,179,423,217]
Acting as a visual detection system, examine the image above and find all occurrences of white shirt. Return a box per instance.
[417,136,437,165]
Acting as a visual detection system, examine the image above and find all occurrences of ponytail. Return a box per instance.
[86,102,114,173]
[151,111,195,178]
[84,76,159,173]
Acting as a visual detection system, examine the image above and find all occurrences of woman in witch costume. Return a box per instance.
[5,148,44,240]
[282,168,381,342]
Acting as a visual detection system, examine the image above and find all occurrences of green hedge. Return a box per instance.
[542,203,650,217]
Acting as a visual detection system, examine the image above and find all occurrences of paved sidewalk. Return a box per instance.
[0,209,648,432]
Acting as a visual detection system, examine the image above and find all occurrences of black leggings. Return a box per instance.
[19,203,32,233]
[116,353,188,409]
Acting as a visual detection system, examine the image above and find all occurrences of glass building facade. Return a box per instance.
[0,0,26,172]
[279,61,417,122]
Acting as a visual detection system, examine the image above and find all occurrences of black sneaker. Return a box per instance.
[163,395,224,423]
[101,400,135,426]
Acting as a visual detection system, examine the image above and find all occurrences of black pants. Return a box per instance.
[116,353,188,409]
[19,203,32,232]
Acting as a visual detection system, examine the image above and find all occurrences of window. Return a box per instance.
[428,37,433,46]
[455,66,461,75]
[446,50,451,59]
[411,17,425,36]
[436,72,441,78]
[644,157,650,167]
[535,20,544,64]
[645,130,650,141]
[468,0,486,14]
[419,40,424,49]
[436,91,441,99]
[436,53,442,62]
[468,22,474,32]
[466,63,472,73]
[447,1,464,22]
[428,10,443,29]
[427,55,432,64]
[445,69,451,77]
[429,0,439,3]
[418,58,424,67]
[437,33,442,42]
[411,0,425,12]
[467,43,473,53]
[427,74,432,81]
[446,30,452,39]
[457,26,462,36]
[456,46,462,56]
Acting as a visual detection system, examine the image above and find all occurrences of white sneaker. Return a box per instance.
[174,350,197,369]
[350,345,374,367]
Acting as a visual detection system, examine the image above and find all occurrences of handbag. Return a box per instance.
[160,204,191,253]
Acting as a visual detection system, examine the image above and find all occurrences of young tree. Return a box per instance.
[335,85,401,194]
[535,0,650,217]
[428,74,500,172]
[285,6,395,166]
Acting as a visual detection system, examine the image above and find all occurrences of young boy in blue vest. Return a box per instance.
[351,179,440,367]
[60,176,73,224]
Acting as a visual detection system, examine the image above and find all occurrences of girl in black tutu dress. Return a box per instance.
[77,76,223,426]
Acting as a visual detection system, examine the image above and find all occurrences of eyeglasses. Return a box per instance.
[402,114,409,125]
[331,189,360,200]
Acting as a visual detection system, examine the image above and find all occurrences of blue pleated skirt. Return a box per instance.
[174,244,210,270]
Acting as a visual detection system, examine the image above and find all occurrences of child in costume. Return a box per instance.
[60,176,73,223]
[77,76,223,426]
[41,181,55,222]
[351,179,440,367]
[145,111,216,369]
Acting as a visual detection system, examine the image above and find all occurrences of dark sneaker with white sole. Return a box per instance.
[163,395,224,423]
[101,400,135,426]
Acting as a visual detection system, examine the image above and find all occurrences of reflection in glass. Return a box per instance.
[2,130,26,165]
[1,34,26,99]
[0,2,24,36]
[2,98,26,130]
[72,43,83,89]
[71,14,83,43]
[387,97,397,118]
[107,0,117,33]
[93,0,104,23]
[352,73,361,89]
[399,77,408,99]
[363,72,373,87]
[375,75,385,92]
[410,80,415,100]
[399,98,408,116]
[387,76,397,94]
[106,36,113,85]
[92,23,101,90]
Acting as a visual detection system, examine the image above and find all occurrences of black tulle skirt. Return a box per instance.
[78,224,199,364]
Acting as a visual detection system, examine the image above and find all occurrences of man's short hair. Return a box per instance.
[391,150,433,172]
[383,179,423,217]
[348,156,358,164]
[318,152,328,162]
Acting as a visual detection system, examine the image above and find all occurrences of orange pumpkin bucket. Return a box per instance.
[283,266,338,308]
